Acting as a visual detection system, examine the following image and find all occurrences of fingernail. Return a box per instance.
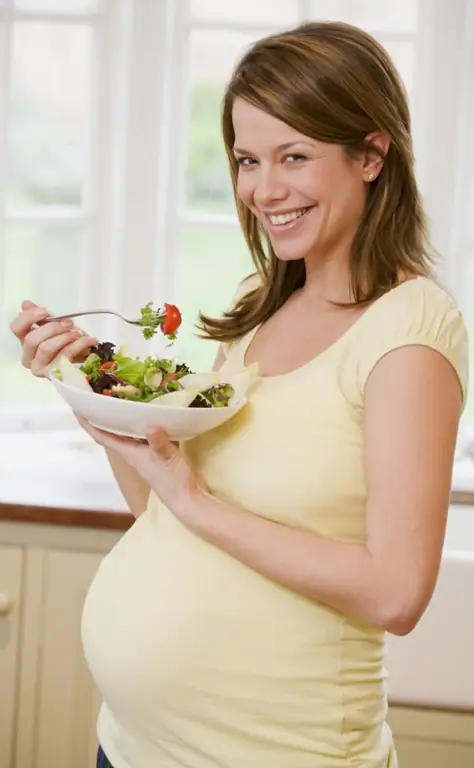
[61,319,73,328]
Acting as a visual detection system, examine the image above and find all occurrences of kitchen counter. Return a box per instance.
[0,430,134,530]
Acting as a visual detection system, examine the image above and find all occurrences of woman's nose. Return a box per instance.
[253,166,288,208]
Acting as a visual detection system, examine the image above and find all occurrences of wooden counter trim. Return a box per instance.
[1,488,472,533]
[450,489,474,505]
[0,501,134,531]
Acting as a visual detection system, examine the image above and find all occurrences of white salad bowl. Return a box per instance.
[48,364,249,441]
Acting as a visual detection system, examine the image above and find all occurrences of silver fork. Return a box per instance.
[43,310,142,326]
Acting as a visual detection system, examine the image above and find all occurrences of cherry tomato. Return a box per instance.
[102,389,113,397]
[161,373,179,387]
[161,303,182,336]
[100,361,118,371]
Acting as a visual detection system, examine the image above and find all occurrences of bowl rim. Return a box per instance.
[48,363,247,413]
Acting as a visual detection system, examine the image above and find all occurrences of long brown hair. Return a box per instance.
[197,21,434,344]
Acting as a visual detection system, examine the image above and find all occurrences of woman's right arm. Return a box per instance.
[10,301,153,518]
[103,447,151,517]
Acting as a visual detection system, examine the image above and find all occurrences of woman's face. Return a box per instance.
[232,98,370,265]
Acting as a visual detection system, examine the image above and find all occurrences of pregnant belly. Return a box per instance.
[82,507,386,761]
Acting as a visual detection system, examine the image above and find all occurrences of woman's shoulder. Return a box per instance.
[375,274,457,306]
[365,276,466,336]
[347,276,469,405]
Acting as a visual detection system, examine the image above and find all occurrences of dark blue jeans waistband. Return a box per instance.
[97,746,114,768]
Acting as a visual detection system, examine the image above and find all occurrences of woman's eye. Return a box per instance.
[236,157,256,167]
[285,154,307,164]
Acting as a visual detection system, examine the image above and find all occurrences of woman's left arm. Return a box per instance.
[178,345,463,635]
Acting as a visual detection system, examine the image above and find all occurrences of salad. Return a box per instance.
[51,301,258,409]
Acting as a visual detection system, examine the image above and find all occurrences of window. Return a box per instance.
[1,0,473,468]
[1,0,97,419]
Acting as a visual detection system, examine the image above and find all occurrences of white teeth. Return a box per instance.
[268,208,308,225]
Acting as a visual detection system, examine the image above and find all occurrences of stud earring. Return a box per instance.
[367,172,375,181]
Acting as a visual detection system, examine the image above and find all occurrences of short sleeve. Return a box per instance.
[351,278,469,408]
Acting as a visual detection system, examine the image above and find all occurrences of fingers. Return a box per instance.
[146,427,178,463]
[29,332,100,376]
[21,320,78,369]
[55,334,100,364]
[11,301,100,377]
[10,304,50,342]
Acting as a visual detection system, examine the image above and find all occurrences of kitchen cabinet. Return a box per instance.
[15,548,105,768]
[0,520,121,768]
[0,545,24,768]
[388,707,474,768]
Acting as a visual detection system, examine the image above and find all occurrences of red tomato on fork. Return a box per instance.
[161,303,182,336]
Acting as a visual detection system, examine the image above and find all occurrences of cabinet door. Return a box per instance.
[395,739,474,768]
[0,545,23,768]
[389,706,474,768]
[16,548,104,768]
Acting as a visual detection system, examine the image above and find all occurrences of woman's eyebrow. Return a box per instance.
[233,140,315,154]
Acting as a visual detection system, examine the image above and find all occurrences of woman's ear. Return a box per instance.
[362,132,391,182]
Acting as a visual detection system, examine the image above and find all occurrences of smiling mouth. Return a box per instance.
[264,206,314,227]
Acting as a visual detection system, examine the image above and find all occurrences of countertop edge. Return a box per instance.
[1,488,472,533]
[0,500,134,531]
[450,489,474,505]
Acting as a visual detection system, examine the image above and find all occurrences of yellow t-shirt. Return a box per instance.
[81,277,468,768]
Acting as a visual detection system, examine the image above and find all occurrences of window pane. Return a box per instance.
[466,73,474,247]
[176,226,252,371]
[3,224,86,317]
[186,30,260,215]
[308,0,418,31]
[464,134,474,422]
[2,225,86,404]
[8,22,93,207]
[191,0,298,25]
[186,30,261,214]
[465,301,474,424]
[2,342,62,405]
[15,0,97,11]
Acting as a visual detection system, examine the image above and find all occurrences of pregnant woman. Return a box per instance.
[10,20,467,768]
